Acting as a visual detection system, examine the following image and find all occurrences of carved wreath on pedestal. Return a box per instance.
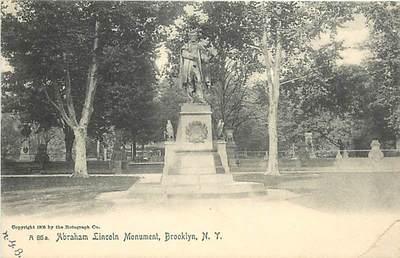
[186,121,208,143]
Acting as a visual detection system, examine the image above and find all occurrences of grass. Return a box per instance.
[2,172,400,216]
[1,176,139,216]
[234,172,400,212]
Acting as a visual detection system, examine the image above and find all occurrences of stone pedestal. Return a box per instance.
[162,104,226,186]
[217,140,230,174]
[175,103,213,151]
[126,103,265,198]
[226,142,238,168]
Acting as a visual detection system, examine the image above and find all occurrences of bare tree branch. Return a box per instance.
[63,53,78,126]
[43,87,75,128]
[245,43,262,52]
[80,19,99,128]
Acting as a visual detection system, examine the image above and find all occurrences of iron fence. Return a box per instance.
[231,149,400,161]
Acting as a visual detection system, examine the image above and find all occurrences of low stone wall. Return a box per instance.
[230,158,336,172]
[1,161,110,175]
[126,162,163,174]
[229,157,400,173]
[2,157,399,175]
[1,161,163,175]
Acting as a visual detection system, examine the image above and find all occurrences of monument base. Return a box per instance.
[120,103,266,199]
[123,180,265,199]
[162,174,233,185]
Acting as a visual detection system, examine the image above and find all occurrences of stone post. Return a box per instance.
[368,140,384,161]
[132,141,138,162]
[225,129,234,144]
[290,143,297,160]
[343,150,349,159]
[217,140,230,174]
[19,138,31,161]
[161,142,175,183]
[335,150,343,160]
[112,148,122,174]
[103,148,107,161]
[225,130,237,168]
[305,132,316,159]
[96,140,101,160]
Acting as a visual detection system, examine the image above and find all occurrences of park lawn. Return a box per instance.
[2,173,400,216]
[234,172,400,212]
[1,176,139,216]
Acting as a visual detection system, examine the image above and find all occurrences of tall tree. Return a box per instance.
[94,2,178,160]
[2,1,178,176]
[2,57,75,161]
[2,2,103,175]
[234,2,354,175]
[201,2,260,131]
[363,2,400,138]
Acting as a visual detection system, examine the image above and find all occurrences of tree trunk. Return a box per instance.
[64,126,75,162]
[72,19,99,177]
[96,140,101,160]
[112,129,123,174]
[73,127,88,177]
[267,94,280,175]
[141,143,145,161]
[261,29,281,176]
[44,20,99,178]
[131,141,136,161]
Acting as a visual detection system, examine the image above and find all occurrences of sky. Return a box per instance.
[314,14,370,65]
[1,4,370,74]
[155,8,371,73]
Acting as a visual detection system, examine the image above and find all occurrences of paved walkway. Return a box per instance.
[2,196,399,258]
[2,173,400,257]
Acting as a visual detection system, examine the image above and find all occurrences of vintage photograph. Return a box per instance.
[1,1,400,257]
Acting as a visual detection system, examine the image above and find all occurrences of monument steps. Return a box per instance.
[124,181,266,199]
[212,152,225,174]
[109,103,266,199]
[162,174,233,185]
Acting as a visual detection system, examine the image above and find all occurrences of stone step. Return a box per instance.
[124,182,266,198]
[162,174,234,185]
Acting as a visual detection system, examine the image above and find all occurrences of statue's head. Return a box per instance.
[188,30,199,42]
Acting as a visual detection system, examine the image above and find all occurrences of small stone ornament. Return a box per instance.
[216,119,225,140]
[336,150,343,160]
[343,150,349,159]
[165,120,175,141]
[368,140,384,161]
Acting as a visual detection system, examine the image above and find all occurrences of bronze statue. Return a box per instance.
[179,30,214,103]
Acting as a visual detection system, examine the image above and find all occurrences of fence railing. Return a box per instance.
[230,149,400,161]
[314,149,400,158]
[13,147,400,163]
[125,150,164,163]
[125,149,400,162]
